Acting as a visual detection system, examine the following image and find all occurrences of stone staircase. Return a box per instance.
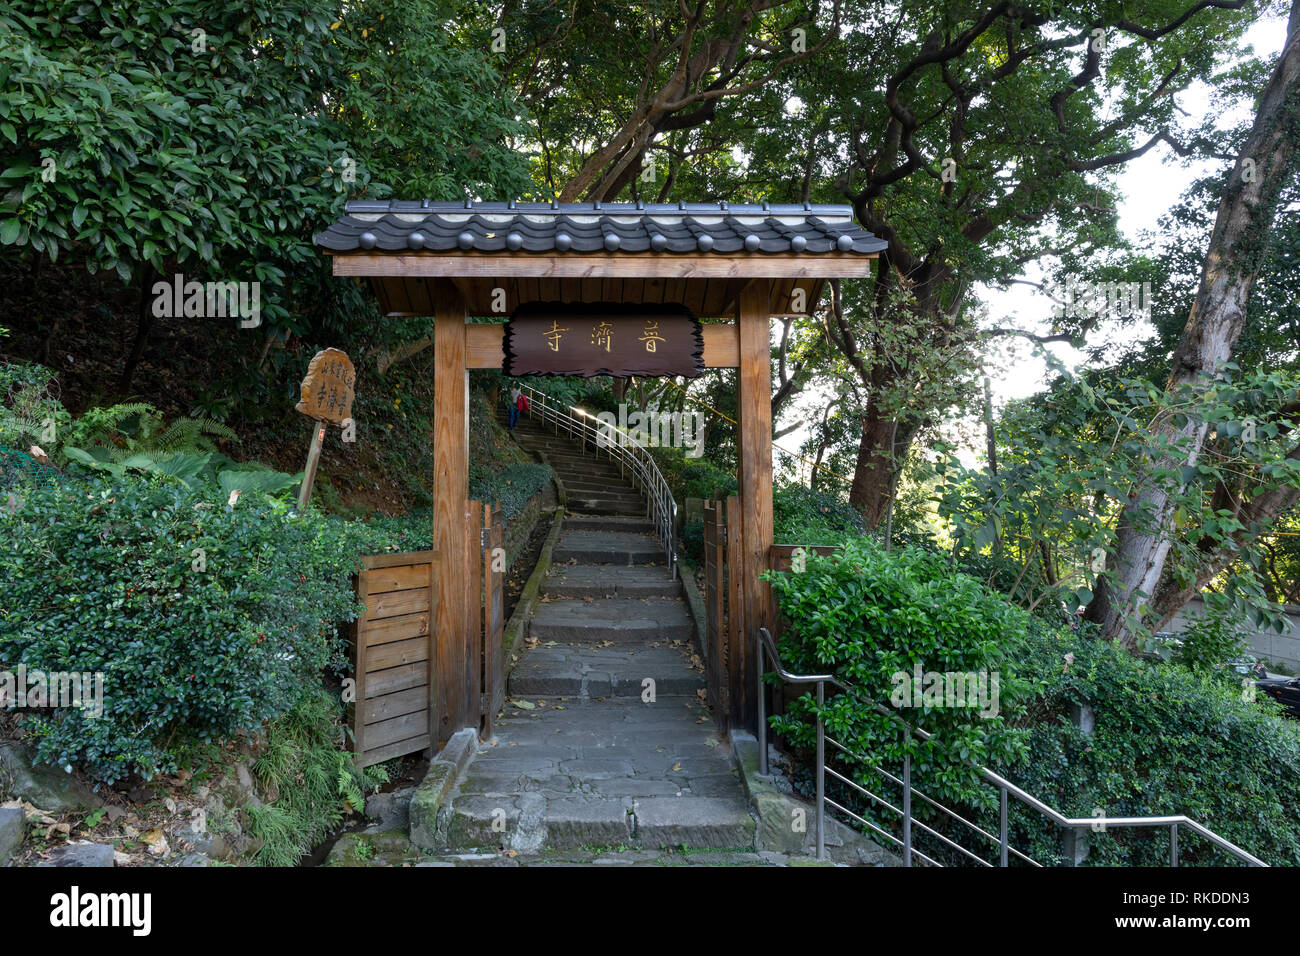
[432,411,755,852]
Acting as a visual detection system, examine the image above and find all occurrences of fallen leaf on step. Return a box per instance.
[671,762,682,772]
[512,700,536,710]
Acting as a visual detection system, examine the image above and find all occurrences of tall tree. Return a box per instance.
[810,0,1265,526]
[1089,0,1300,645]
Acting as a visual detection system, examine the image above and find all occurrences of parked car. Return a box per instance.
[1256,675,1300,717]
[1220,653,1262,677]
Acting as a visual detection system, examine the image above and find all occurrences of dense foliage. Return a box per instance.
[1007,622,1300,866]
[765,539,1029,806]
[0,473,423,783]
[766,541,1300,865]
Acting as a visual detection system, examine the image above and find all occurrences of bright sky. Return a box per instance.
[983,17,1287,408]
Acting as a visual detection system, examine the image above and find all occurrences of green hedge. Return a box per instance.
[1004,622,1300,866]
[1,476,375,783]
[764,539,1028,807]
[764,540,1300,866]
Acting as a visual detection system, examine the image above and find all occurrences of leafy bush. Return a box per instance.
[1173,592,1249,672]
[649,446,737,502]
[0,475,367,783]
[1004,622,1300,866]
[764,539,1029,807]
[773,480,866,544]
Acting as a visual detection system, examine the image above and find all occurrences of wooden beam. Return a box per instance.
[701,323,739,367]
[735,280,774,733]
[331,252,878,281]
[461,321,740,369]
[432,280,468,746]
[465,324,505,369]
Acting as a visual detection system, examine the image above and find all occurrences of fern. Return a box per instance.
[154,416,238,454]
[247,686,386,866]
[64,403,238,461]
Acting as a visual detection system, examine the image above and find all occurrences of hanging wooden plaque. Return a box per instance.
[503,303,704,378]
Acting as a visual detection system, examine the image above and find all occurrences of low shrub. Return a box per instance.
[1,475,366,783]
[764,538,1029,807]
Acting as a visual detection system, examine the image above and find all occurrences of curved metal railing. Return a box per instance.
[518,384,678,579]
[756,627,1267,867]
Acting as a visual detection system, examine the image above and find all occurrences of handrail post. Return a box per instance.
[1170,823,1178,867]
[670,501,678,580]
[999,785,1009,867]
[902,744,913,867]
[757,633,768,776]
[816,679,826,862]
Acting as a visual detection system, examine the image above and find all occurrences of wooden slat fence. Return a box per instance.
[353,551,436,767]
[351,501,506,767]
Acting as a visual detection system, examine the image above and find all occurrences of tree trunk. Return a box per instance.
[1090,3,1300,647]
[118,265,158,393]
[849,412,917,529]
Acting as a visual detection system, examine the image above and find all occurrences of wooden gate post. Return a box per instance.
[735,281,774,733]
[432,280,469,745]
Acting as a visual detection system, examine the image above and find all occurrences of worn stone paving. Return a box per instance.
[327,827,824,866]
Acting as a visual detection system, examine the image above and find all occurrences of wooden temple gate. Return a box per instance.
[316,200,884,750]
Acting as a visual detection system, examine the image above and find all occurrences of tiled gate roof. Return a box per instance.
[315,200,888,257]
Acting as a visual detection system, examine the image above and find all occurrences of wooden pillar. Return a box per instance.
[432,280,469,745]
[735,280,774,733]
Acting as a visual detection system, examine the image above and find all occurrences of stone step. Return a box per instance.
[560,496,646,517]
[562,480,640,498]
[508,642,702,697]
[544,563,681,599]
[553,473,631,490]
[564,515,656,533]
[548,456,624,472]
[548,468,629,486]
[553,530,663,564]
[528,598,693,642]
[442,698,755,851]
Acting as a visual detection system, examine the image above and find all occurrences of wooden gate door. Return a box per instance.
[352,551,436,767]
[350,503,507,766]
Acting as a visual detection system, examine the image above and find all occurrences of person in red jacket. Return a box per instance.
[508,383,529,430]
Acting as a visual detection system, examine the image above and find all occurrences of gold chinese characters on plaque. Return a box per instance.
[295,348,356,424]
[503,304,703,378]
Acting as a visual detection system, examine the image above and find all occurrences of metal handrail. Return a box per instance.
[756,627,1268,867]
[517,383,678,579]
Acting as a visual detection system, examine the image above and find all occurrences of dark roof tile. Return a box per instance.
[314,201,887,256]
